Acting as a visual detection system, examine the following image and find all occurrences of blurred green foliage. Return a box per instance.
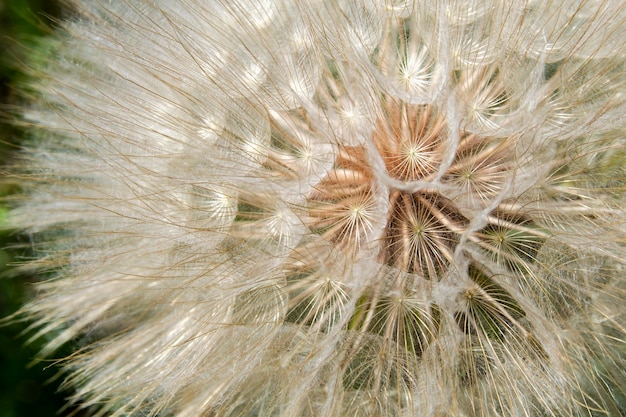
[0,1,87,416]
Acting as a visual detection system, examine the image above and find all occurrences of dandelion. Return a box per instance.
[7,0,626,416]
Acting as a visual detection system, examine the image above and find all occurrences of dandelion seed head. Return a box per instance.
[8,0,626,416]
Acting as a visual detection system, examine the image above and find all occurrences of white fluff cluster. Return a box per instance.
[11,0,625,416]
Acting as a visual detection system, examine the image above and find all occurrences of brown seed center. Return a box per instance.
[308,100,468,278]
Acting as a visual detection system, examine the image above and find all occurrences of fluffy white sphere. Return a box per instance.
[10,1,625,416]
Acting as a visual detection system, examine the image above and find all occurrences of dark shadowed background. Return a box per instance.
[0,1,90,416]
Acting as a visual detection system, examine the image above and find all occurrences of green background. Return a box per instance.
[0,1,87,416]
